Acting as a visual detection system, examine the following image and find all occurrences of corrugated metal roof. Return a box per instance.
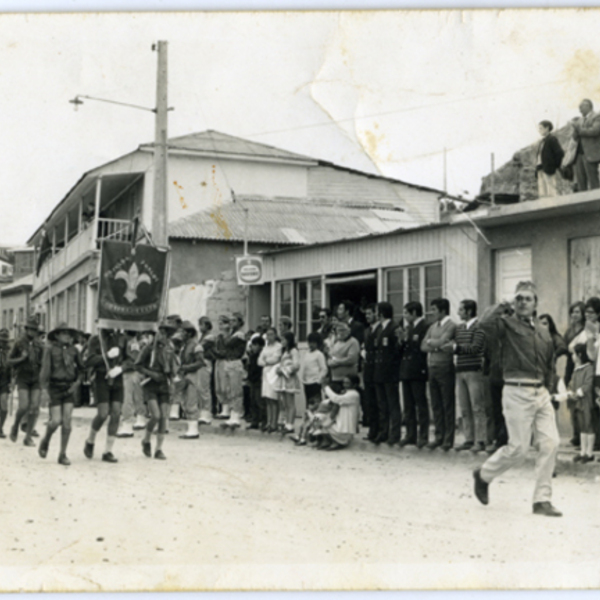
[145,130,316,164]
[167,196,422,245]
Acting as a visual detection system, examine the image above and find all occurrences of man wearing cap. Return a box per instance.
[83,328,128,463]
[8,316,44,446]
[0,329,12,438]
[178,321,204,439]
[220,312,248,428]
[473,281,561,517]
[38,322,84,466]
[135,321,178,460]
[197,316,215,425]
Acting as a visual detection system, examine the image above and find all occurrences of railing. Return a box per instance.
[34,218,134,290]
[96,218,135,243]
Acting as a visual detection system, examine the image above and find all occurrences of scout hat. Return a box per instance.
[24,317,40,331]
[48,322,79,342]
[166,314,182,327]
[181,320,197,336]
[158,320,177,333]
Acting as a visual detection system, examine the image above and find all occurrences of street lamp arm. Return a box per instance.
[69,94,173,113]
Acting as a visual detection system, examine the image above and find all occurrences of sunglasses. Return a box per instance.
[515,295,535,302]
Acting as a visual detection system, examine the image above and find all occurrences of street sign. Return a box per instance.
[98,240,170,331]
[236,255,264,285]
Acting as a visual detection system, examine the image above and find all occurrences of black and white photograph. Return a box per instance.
[1,4,600,592]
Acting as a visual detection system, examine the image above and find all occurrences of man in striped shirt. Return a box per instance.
[450,300,486,453]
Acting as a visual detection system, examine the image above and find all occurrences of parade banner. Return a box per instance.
[97,240,170,331]
[236,255,264,285]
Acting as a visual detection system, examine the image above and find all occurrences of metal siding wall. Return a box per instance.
[264,225,479,315]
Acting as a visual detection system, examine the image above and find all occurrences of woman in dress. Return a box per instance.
[257,327,282,433]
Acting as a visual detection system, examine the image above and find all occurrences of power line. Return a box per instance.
[245,78,568,138]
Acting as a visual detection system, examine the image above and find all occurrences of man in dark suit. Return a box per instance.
[399,301,429,449]
[337,300,365,345]
[572,99,600,190]
[362,304,380,441]
[536,120,564,198]
[373,301,402,445]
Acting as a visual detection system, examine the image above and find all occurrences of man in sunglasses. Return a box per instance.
[473,281,561,517]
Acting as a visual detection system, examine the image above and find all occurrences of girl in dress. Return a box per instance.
[275,332,301,434]
[257,327,282,433]
[569,344,595,463]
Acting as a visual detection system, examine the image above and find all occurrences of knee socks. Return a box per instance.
[25,408,39,438]
[105,433,116,454]
[60,427,71,456]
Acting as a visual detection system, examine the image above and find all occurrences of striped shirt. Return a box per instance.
[454,319,485,372]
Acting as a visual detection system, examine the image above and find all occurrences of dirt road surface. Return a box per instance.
[1,408,600,591]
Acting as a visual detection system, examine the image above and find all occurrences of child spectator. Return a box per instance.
[275,331,301,434]
[301,332,327,406]
[257,327,282,433]
[246,336,265,430]
[569,343,595,463]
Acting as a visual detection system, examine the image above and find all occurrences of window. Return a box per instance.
[8,309,13,330]
[67,285,77,328]
[385,261,443,319]
[296,278,322,341]
[495,247,532,303]
[2,310,6,329]
[18,307,24,325]
[570,237,600,302]
[277,281,293,323]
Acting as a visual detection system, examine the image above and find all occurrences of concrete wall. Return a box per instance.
[477,210,600,333]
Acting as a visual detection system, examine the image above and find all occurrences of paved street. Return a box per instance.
[2,407,600,591]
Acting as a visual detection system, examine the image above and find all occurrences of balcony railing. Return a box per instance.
[34,218,135,290]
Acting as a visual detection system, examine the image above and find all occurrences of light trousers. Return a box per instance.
[224,360,245,414]
[537,172,558,198]
[456,370,486,444]
[481,384,559,504]
[122,371,145,421]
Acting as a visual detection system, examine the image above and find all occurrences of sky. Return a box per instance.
[1,6,600,246]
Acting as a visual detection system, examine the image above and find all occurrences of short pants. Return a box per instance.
[48,382,76,407]
[143,381,171,405]
[17,381,40,392]
[93,377,124,405]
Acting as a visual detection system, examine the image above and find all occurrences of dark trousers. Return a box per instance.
[428,364,455,447]
[583,157,600,190]
[363,381,379,440]
[402,379,429,443]
[249,381,265,426]
[375,382,401,443]
[489,380,508,447]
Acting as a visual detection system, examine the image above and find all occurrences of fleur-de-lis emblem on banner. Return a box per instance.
[115,262,152,304]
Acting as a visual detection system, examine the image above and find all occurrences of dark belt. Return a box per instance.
[505,381,543,388]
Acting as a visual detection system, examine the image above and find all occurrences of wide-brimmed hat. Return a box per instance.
[181,320,197,336]
[24,317,40,331]
[158,320,177,333]
[48,322,79,342]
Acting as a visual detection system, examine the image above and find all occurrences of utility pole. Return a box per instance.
[491,152,496,207]
[152,41,169,247]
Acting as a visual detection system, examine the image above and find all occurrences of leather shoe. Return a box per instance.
[399,438,416,447]
[426,440,442,450]
[23,437,35,447]
[454,441,474,451]
[58,454,71,466]
[84,441,94,459]
[416,439,428,449]
[102,452,118,463]
[532,502,562,517]
[154,449,167,460]
[38,438,49,459]
[373,434,388,445]
[473,468,489,505]
[142,440,152,458]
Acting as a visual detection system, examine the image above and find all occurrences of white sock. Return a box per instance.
[581,434,588,456]
[105,435,115,454]
[589,434,596,456]
[87,428,98,444]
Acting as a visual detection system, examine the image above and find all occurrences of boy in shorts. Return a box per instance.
[135,321,177,459]
[8,317,44,446]
[38,322,83,466]
[84,328,128,463]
